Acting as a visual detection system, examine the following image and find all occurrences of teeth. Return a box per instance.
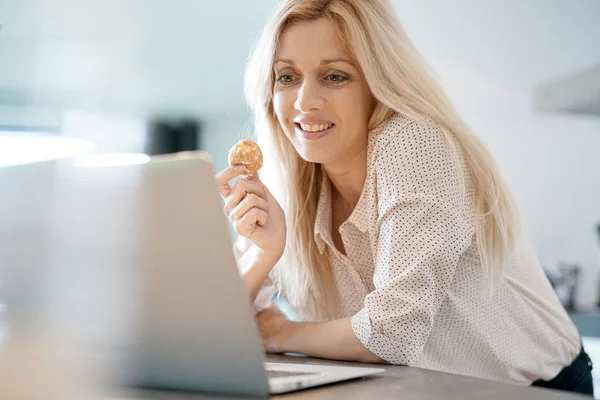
[299,123,333,132]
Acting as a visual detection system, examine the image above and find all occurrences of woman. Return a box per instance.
[215,0,593,395]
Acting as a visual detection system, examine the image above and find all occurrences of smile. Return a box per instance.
[299,123,333,132]
[294,122,335,140]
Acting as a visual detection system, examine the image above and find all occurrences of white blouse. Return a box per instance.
[234,115,581,385]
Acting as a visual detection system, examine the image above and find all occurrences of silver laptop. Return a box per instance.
[0,153,384,396]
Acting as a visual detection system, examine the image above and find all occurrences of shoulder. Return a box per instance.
[371,115,471,208]
[373,115,456,169]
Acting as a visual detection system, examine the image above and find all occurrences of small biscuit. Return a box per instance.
[228,139,263,175]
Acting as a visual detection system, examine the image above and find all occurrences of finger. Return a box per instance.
[215,165,246,198]
[223,178,269,216]
[223,185,269,217]
[241,171,268,187]
[232,177,268,200]
[238,173,276,200]
[242,171,259,181]
[233,208,269,237]
[229,194,269,224]
[237,208,268,230]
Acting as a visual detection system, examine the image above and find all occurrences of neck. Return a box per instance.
[323,148,367,211]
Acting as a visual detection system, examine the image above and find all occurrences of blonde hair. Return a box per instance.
[244,0,519,320]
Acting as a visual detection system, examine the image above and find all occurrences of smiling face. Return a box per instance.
[272,18,375,167]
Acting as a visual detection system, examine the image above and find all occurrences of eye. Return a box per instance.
[276,74,296,85]
[324,74,349,84]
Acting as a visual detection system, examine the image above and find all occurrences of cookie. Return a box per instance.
[228,139,263,175]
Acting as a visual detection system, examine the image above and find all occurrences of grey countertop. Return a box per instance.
[111,354,590,400]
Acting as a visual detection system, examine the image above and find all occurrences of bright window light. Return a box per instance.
[0,132,96,167]
[72,153,151,168]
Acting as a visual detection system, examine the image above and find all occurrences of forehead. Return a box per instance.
[276,18,352,63]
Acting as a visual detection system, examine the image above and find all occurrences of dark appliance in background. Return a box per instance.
[546,263,580,311]
[146,118,201,155]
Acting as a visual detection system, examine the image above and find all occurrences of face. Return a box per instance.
[272,18,375,166]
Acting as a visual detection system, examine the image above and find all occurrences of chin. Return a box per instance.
[286,133,334,165]
[295,151,331,165]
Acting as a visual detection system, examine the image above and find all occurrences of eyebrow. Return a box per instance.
[274,58,356,67]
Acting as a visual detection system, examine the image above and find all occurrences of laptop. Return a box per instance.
[0,153,384,396]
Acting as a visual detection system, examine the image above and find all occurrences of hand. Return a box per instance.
[215,166,286,263]
[256,306,300,354]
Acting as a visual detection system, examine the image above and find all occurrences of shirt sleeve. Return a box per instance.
[233,235,277,313]
[351,119,476,365]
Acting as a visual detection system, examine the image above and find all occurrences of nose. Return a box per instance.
[294,79,325,113]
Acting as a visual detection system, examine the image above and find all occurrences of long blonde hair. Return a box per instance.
[244,0,519,320]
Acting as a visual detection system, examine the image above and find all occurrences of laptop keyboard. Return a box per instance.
[266,369,320,379]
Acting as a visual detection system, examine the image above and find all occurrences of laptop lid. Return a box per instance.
[0,153,270,396]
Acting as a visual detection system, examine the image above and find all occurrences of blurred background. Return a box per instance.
[1,0,599,396]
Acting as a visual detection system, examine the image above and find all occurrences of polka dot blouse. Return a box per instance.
[235,115,581,386]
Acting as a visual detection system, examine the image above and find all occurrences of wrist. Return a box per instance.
[278,320,305,353]
[256,247,283,270]
[239,245,280,303]
[241,245,279,274]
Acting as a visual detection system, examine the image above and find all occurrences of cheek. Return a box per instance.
[363,91,376,120]
[355,85,375,118]
[273,91,294,123]
[333,89,371,125]
[272,93,295,142]
[352,98,374,129]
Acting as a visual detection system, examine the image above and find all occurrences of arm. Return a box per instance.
[257,306,385,363]
[349,120,476,365]
[235,239,278,304]
[285,318,385,363]
[350,196,473,364]
[215,165,286,307]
